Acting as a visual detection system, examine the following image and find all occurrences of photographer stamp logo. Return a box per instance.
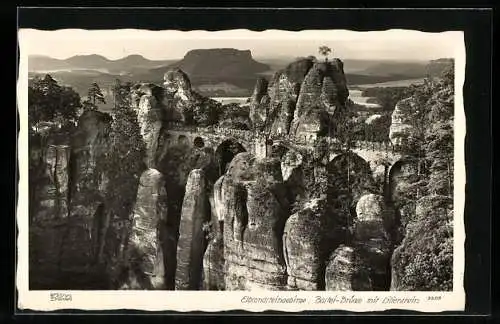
[49,293,72,302]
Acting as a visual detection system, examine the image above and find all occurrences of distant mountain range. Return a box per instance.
[28,54,177,74]
[28,50,454,105]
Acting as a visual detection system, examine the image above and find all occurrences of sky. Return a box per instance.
[19,29,464,61]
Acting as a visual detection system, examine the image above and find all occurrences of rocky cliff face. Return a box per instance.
[175,169,211,290]
[353,194,394,290]
[291,60,348,138]
[218,153,291,290]
[249,77,269,130]
[30,143,72,222]
[162,69,200,123]
[137,93,163,168]
[283,197,326,290]
[249,58,349,139]
[202,215,225,290]
[122,168,168,289]
[325,245,372,291]
[389,97,416,147]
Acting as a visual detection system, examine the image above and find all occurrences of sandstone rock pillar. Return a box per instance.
[283,198,324,290]
[137,94,162,168]
[325,245,372,291]
[34,144,72,221]
[202,175,226,290]
[124,168,168,289]
[353,194,394,291]
[175,169,211,290]
[240,179,289,290]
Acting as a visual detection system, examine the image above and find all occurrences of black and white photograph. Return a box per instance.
[17,26,465,312]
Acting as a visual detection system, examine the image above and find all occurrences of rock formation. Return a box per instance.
[280,149,303,182]
[202,175,226,290]
[221,168,250,289]
[356,194,395,238]
[212,175,226,222]
[175,169,211,290]
[248,58,349,140]
[291,60,348,138]
[388,159,419,228]
[389,97,416,147]
[325,245,372,291]
[353,194,394,290]
[122,168,168,289]
[327,152,376,205]
[242,160,290,289]
[202,218,225,290]
[219,153,290,290]
[135,86,163,168]
[249,77,269,130]
[162,69,200,123]
[31,144,72,221]
[252,58,312,134]
[283,197,325,290]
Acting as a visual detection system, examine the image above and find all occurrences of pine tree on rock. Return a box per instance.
[84,82,107,111]
[318,45,332,62]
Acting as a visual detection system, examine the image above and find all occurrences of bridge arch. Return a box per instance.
[387,157,418,203]
[326,152,375,204]
[215,139,247,176]
[193,136,205,148]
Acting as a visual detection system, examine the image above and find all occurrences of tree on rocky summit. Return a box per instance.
[318,46,332,62]
[84,82,106,111]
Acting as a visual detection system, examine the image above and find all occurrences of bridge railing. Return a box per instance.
[165,123,399,153]
[353,140,395,152]
[165,123,256,141]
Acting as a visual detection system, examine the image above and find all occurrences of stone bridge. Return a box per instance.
[162,125,407,179]
[161,125,257,153]
[333,140,403,169]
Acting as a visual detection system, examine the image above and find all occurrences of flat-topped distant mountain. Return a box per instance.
[168,48,270,77]
[138,49,271,93]
[28,54,178,74]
